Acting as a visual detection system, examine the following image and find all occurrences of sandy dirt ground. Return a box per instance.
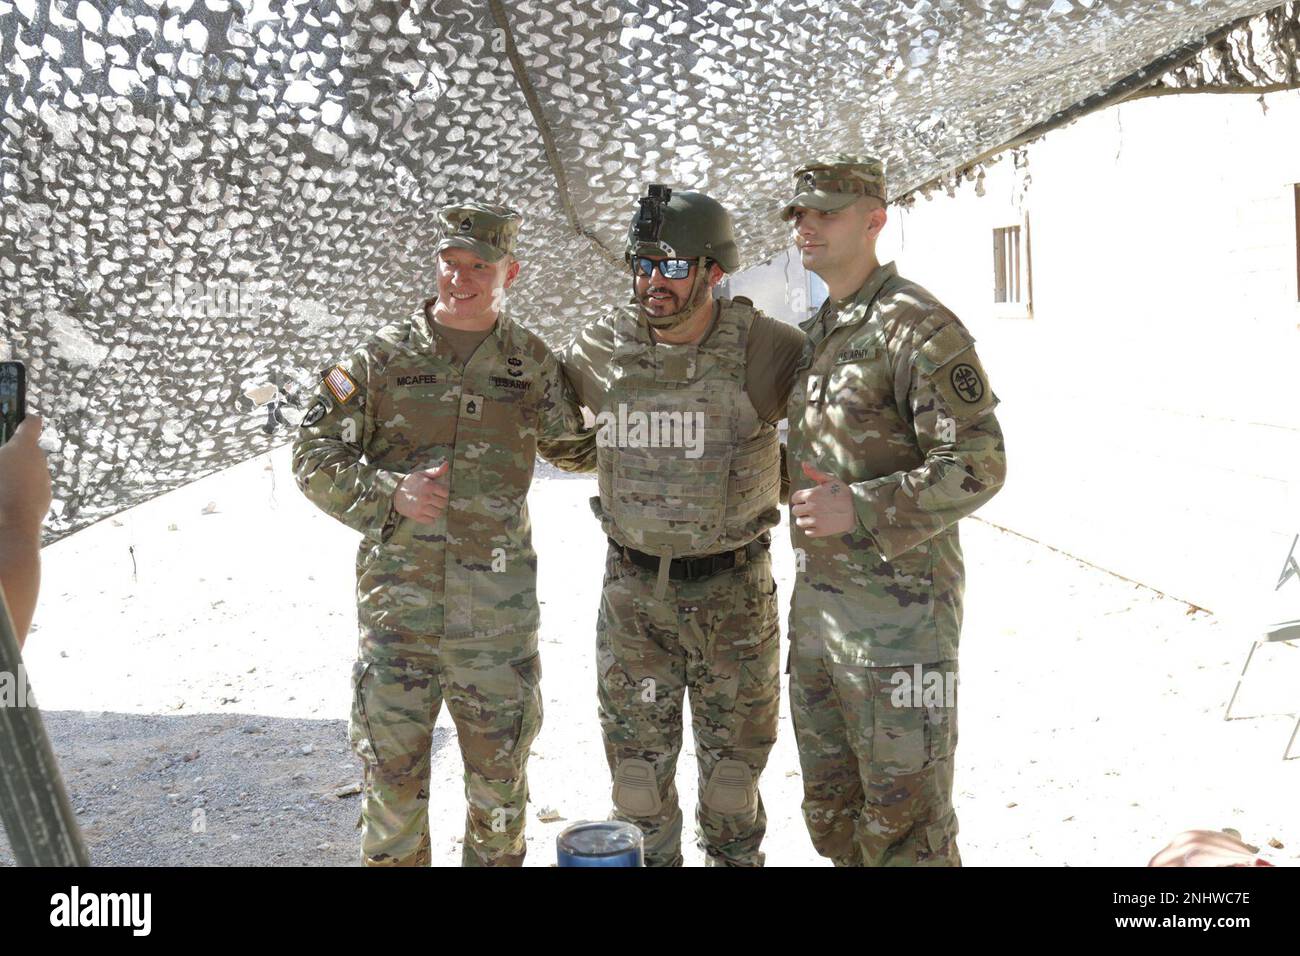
[3,446,1297,867]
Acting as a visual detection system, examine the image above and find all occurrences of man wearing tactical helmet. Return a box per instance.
[294,201,593,867]
[781,156,1007,867]
[564,185,806,866]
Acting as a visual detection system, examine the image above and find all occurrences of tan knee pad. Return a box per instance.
[702,758,755,815]
[612,758,662,817]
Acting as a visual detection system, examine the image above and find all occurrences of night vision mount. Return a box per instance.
[634,184,672,243]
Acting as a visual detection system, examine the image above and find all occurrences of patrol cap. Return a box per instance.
[780,155,886,220]
[435,201,522,263]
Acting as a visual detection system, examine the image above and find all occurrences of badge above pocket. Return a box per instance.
[824,325,889,405]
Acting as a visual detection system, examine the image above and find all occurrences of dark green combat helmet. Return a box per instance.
[625,186,740,272]
[625,185,740,329]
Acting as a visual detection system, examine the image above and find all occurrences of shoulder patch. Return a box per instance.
[919,323,973,369]
[301,396,328,428]
[324,365,358,404]
[931,348,995,422]
[730,295,753,307]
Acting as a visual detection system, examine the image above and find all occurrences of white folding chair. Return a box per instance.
[1224,534,1300,759]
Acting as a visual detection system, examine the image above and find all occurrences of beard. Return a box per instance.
[637,286,683,316]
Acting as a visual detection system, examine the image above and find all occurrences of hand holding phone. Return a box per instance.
[0,414,51,537]
[0,360,24,447]
[0,362,50,536]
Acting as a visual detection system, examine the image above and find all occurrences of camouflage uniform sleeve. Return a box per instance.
[535,346,597,474]
[560,314,613,413]
[291,345,407,543]
[849,319,1008,561]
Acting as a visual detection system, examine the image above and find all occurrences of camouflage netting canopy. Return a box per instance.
[2,0,1297,541]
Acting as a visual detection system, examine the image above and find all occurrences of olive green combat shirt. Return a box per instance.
[787,262,1008,667]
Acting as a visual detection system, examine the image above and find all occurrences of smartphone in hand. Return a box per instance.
[0,361,25,446]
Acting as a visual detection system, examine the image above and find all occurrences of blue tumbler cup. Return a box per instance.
[556,821,644,867]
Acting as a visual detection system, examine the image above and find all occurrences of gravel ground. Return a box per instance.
[1,712,363,866]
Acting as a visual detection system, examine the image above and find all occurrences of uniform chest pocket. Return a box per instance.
[378,378,461,447]
[481,387,538,431]
[825,345,893,411]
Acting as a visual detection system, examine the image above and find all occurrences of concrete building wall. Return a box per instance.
[733,90,1300,617]
[719,247,823,326]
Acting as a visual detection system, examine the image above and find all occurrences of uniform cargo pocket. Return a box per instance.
[349,660,378,762]
[510,652,544,754]
[872,690,928,775]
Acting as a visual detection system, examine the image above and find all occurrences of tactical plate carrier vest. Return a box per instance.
[593,297,781,575]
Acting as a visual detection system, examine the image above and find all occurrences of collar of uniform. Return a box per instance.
[414,298,438,352]
[829,260,898,331]
[798,298,831,334]
[488,306,516,345]
[799,260,899,337]
[418,297,515,355]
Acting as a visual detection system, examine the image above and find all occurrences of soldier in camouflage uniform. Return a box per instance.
[293,202,592,866]
[782,158,1007,866]
[564,185,806,866]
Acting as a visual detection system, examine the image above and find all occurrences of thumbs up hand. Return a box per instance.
[789,461,856,537]
[393,459,451,524]
[800,461,834,485]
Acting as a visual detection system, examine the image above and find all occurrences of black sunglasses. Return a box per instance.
[631,256,693,280]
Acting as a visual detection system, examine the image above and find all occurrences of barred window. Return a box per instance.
[993,225,1022,304]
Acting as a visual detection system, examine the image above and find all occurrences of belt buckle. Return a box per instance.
[701,552,729,580]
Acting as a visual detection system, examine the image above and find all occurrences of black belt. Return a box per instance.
[610,532,771,582]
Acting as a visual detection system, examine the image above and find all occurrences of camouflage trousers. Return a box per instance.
[596,540,780,867]
[348,629,543,867]
[789,645,960,867]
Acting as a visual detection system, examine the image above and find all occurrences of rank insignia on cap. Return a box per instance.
[802,172,817,189]
[459,217,472,233]
[325,365,357,404]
